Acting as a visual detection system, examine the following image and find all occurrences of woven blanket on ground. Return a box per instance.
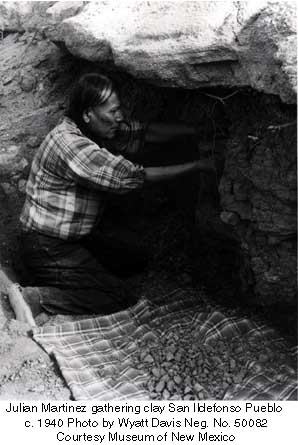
[32,292,298,401]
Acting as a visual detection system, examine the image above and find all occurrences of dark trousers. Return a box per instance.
[20,226,148,315]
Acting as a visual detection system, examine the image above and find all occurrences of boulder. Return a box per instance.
[44,0,296,103]
[1,1,296,101]
[236,1,297,103]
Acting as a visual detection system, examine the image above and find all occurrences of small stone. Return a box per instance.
[175,351,182,361]
[1,183,16,195]
[167,380,175,392]
[167,368,175,377]
[3,76,13,85]
[147,381,155,393]
[162,361,172,369]
[155,380,165,393]
[162,388,170,400]
[198,391,205,400]
[232,375,242,384]
[20,75,36,92]
[229,358,236,371]
[253,363,262,373]
[173,375,182,385]
[170,394,181,400]
[166,351,175,361]
[140,350,147,359]
[258,354,268,363]
[18,179,27,193]
[29,385,45,392]
[213,356,222,365]
[184,386,192,394]
[160,373,170,383]
[143,353,154,363]
[194,382,204,393]
[27,136,40,148]
[220,211,240,226]
[184,375,192,387]
[151,367,161,379]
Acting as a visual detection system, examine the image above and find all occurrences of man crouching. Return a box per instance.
[5,73,214,325]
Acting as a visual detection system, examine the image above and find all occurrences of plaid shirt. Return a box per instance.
[20,117,146,240]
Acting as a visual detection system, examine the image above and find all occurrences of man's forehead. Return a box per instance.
[95,91,120,110]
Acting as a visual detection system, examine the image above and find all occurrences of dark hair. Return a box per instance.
[66,73,115,131]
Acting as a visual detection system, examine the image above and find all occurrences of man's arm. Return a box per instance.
[145,122,196,143]
[144,159,214,183]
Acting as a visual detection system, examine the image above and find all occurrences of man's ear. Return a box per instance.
[82,110,90,123]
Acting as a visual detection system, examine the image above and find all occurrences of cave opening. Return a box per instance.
[96,72,296,343]
[101,76,243,301]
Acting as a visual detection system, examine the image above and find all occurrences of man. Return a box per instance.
[7,73,214,326]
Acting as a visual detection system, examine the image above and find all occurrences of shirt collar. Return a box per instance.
[61,116,84,136]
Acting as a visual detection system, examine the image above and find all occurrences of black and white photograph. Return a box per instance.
[0,0,297,441]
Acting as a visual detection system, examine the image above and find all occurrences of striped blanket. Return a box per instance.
[32,292,297,401]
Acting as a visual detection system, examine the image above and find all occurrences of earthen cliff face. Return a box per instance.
[0,1,296,305]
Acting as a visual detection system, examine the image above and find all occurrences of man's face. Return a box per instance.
[86,91,123,139]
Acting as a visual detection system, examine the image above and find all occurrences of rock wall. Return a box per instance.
[0,1,296,305]
[220,92,296,304]
[0,30,75,265]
